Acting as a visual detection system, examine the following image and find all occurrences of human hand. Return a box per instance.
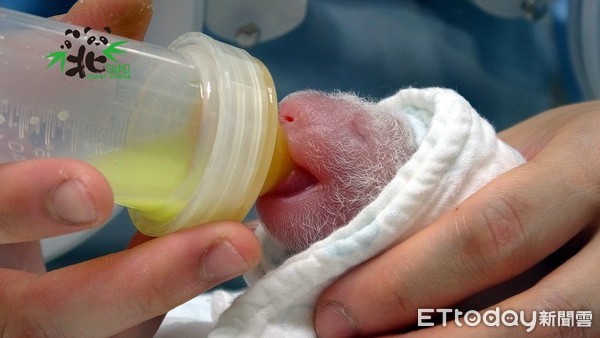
[314,101,600,337]
[0,1,261,336]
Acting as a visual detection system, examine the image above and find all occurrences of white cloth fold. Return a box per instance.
[157,87,525,337]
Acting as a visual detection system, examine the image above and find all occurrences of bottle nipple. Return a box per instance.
[260,123,294,195]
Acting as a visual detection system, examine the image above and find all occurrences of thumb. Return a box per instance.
[0,222,261,337]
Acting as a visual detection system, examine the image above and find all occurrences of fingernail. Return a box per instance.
[48,179,98,225]
[201,240,249,281]
[315,302,358,338]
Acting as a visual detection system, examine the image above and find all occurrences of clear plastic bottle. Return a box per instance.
[0,7,292,236]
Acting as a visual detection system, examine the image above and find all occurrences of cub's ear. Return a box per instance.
[104,27,111,34]
[84,26,92,34]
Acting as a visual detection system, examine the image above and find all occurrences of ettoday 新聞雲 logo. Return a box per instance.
[46,26,130,79]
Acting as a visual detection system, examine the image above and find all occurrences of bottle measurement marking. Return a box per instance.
[3,101,70,144]
[0,99,129,161]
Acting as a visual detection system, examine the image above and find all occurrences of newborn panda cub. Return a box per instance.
[256,90,417,253]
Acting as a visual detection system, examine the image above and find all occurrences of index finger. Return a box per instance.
[60,0,152,41]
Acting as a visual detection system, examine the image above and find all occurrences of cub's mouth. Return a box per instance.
[258,165,319,201]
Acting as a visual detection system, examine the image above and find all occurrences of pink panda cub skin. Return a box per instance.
[256,90,417,253]
[256,89,554,312]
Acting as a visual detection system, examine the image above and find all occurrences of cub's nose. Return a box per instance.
[278,91,331,126]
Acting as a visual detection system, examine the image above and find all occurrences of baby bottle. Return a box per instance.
[0,7,293,236]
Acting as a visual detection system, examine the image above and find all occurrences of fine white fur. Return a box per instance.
[268,90,418,252]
